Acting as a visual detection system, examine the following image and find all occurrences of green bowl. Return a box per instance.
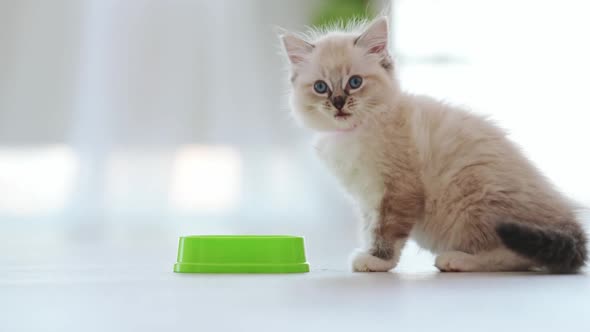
[173,235,310,273]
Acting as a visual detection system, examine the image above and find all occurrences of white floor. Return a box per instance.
[2,232,589,332]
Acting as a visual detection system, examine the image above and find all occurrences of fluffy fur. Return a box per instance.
[280,17,588,273]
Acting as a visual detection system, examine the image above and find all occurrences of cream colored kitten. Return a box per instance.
[280,17,587,273]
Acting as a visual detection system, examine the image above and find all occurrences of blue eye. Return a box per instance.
[348,75,363,89]
[313,80,328,94]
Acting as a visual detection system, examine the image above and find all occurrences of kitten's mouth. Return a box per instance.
[334,110,352,119]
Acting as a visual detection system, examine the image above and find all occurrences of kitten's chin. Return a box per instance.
[334,121,361,133]
[315,120,364,134]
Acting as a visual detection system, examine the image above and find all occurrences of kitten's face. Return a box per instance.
[282,18,397,132]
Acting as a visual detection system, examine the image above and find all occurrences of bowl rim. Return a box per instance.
[181,235,301,239]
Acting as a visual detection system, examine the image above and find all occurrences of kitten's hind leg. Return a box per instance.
[435,247,534,272]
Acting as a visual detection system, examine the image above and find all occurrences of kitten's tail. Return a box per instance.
[496,221,588,273]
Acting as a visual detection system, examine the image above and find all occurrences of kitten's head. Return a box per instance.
[280,17,398,132]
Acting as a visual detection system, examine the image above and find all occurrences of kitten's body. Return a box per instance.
[281,18,587,273]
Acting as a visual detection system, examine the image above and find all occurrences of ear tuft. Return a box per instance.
[355,17,389,55]
[281,33,314,65]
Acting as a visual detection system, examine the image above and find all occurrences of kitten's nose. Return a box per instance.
[331,96,346,110]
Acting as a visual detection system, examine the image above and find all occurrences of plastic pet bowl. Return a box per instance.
[173,235,310,273]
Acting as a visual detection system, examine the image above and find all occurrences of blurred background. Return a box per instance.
[1,0,589,270]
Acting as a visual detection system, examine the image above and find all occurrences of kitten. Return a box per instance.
[280,17,587,273]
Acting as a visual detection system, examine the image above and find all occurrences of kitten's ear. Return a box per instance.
[355,17,389,55]
[281,33,314,65]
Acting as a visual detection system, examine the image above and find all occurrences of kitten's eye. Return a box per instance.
[313,80,328,94]
[348,75,363,89]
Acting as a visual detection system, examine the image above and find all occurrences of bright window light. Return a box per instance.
[0,145,78,215]
[169,145,241,213]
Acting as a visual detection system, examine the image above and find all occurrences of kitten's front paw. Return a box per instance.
[435,251,479,272]
[350,249,396,272]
